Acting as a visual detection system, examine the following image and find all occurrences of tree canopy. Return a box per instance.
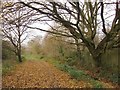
[18,0,120,67]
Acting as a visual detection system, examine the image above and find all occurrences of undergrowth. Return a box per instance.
[47,59,103,88]
[2,59,18,75]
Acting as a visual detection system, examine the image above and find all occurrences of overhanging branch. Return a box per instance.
[26,25,73,38]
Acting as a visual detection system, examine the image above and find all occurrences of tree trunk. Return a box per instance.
[75,39,81,60]
[87,45,103,68]
[93,54,102,68]
[17,50,22,62]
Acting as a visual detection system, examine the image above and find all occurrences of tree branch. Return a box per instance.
[26,25,73,38]
[100,1,107,35]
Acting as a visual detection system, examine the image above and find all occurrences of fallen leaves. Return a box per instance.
[2,60,114,88]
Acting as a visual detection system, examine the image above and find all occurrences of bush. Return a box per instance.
[2,40,16,60]
[21,55,27,61]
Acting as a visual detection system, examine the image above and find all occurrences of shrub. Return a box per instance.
[2,40,16,60]
[21,55,26,61]
[2,59,18,75]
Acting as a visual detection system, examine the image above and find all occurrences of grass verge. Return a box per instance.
[47,58,104,88]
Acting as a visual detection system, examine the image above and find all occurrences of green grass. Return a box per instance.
[23,54,44,61]
[48,58,103,88]
[58,64,103,88]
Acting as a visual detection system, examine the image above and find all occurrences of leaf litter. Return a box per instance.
[2,60,114,88]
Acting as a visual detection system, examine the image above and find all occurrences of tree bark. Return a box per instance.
[17,44,22,62]
[17,51,22,62]
[93,54,102,68]
[75,39,81,60]
[86,44,103,68]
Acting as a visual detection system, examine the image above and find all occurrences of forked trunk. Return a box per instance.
[87,46,103,68]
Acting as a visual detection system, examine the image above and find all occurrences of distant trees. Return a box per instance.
[27,36,42,55]
[43,34,64,58]
[42,34,76,60]
[2,1,35,62]
[19,1,120,67]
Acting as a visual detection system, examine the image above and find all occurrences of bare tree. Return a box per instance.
[2,1,35,62]
[19,0,120,67]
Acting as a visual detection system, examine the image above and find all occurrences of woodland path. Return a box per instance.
[2,60,114,88]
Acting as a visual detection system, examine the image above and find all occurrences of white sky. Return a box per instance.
[22,24,48,45]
